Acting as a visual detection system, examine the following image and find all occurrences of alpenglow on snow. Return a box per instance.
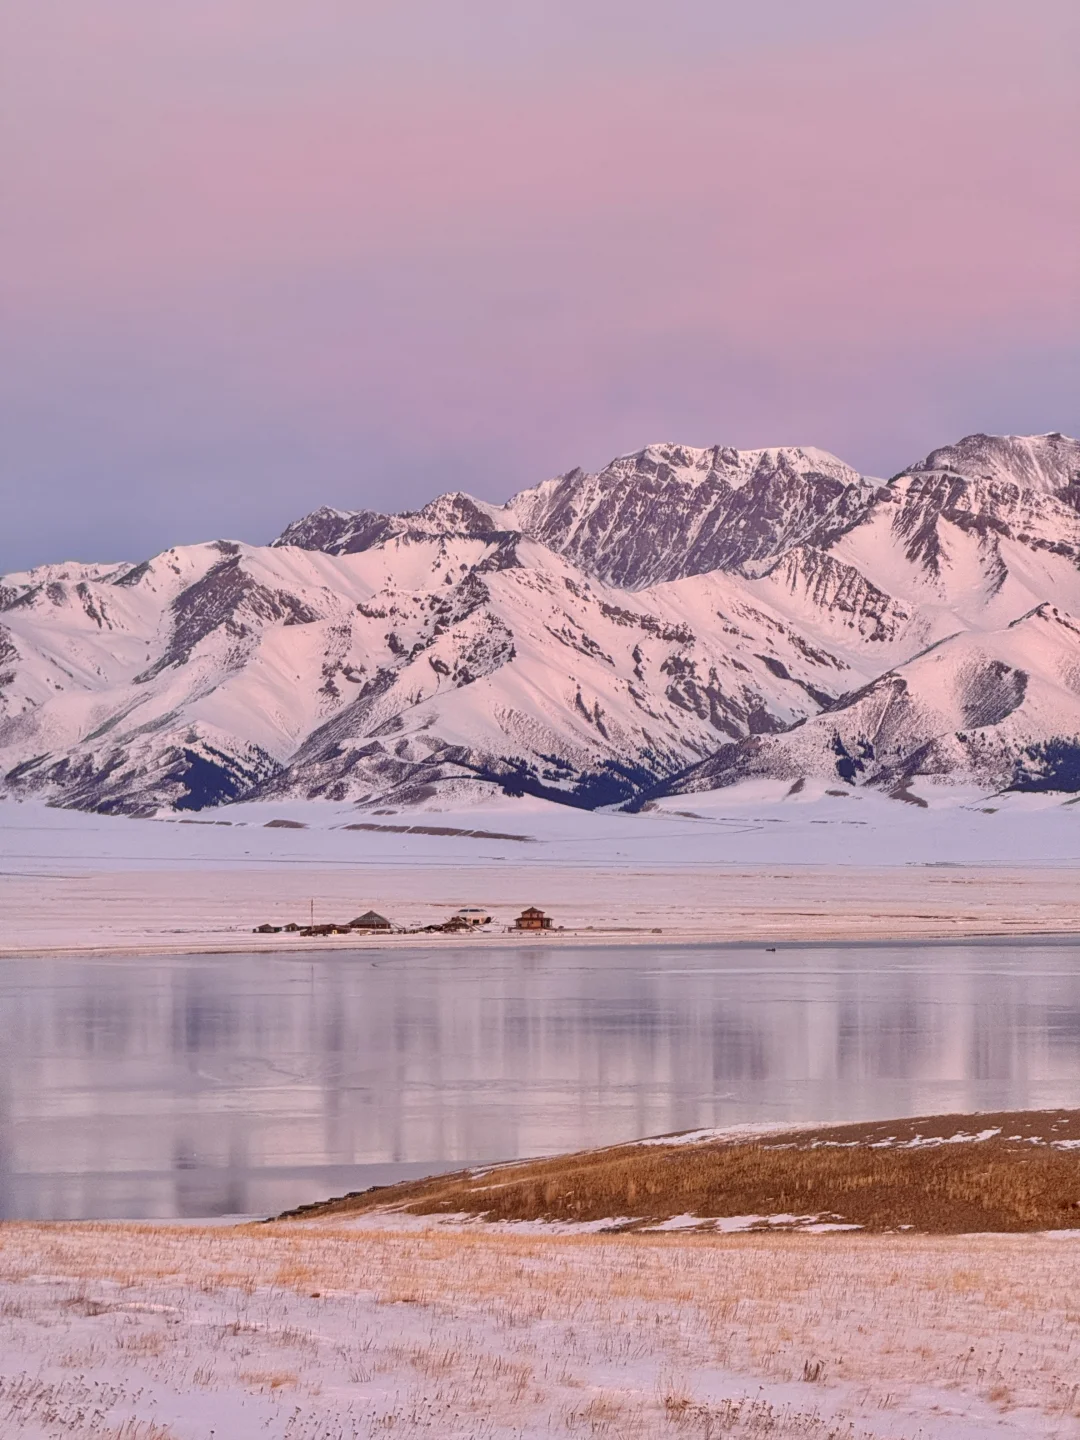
[2,432,1080,814]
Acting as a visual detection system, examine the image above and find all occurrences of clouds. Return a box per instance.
[1,1,1077,568]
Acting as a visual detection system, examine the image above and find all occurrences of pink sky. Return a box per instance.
[1,0,1077,568]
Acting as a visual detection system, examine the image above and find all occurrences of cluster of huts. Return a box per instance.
[253,906,554,937]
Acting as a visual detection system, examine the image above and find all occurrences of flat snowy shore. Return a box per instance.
[4,788,1080,956]
[1,1220,1078,1438]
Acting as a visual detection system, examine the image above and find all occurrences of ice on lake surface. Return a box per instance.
[2,940,1080,1220]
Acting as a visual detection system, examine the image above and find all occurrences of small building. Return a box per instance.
[454,908,492,927]
[514,906,552,931]
[282,922,302,933]
[253,923,282,934]
[350,910,391,931]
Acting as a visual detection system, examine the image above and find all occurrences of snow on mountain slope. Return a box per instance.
[4,430,1080,814]
[0,530,858,813]
[905,431,1080,493]
[256,539,869,809]
[730,433,1080,670]
[662,603,1080,801]
[741,491,1080,675]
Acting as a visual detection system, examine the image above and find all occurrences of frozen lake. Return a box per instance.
[2,939,1080,1220]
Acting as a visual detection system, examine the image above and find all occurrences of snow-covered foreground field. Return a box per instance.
[3,788,1080,955]
[1,1221,1078,1438]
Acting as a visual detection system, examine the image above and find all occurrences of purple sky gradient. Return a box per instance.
[2,0,1078,570]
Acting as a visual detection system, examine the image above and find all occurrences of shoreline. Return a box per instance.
[6,932,1080,963]
[4,921,1080,963]
[8,1108,1080,1231]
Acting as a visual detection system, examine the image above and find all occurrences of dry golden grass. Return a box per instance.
[236,1368,299,1390]
[2,1220,1080,1435]
[283,1108,1080,1233]
[99,1425,180,1440]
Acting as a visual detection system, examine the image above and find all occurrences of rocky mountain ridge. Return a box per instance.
[274,443,881,589]
[2,431,1079,813]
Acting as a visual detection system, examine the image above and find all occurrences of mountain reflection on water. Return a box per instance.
[1,941,1079,1220]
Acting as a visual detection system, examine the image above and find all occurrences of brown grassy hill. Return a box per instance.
[279,1109,1080,1235]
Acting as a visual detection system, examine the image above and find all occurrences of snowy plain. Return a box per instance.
[2,785,1080,956]
[1,1221,1078,1439]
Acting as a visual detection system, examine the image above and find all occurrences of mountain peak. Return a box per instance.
[592,441,861,490]
[901,432,1080,493]
[412,492,505,535]
[273,506,400,556]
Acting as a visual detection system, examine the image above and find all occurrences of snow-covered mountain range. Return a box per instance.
[2,431,1079,814]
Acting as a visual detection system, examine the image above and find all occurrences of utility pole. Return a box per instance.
[310,897,314,928]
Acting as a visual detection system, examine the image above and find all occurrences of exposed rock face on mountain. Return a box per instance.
[272,444,880,589]
[274,493,505,556]
[504,445,879,588]
[3,431,1080,813]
